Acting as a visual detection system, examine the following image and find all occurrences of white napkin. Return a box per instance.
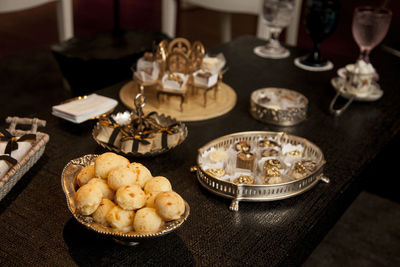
[52,94,118,123]
[0,142,32,179]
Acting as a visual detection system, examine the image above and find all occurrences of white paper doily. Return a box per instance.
[294,57,333,71]
[254,46,290,59]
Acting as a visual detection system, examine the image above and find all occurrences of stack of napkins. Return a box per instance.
[52,94,118,123]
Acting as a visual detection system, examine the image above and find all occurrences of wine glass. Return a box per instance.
[352,6,392,64]
[295,0,340,70]
[254,0,295,59]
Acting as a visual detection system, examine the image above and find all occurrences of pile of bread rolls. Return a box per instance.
[74,152,185,233]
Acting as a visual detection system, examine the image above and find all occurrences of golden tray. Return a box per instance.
[61,154,190,246]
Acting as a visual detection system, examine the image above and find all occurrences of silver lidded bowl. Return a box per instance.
[61,154,190,246]
[250,88,308,126]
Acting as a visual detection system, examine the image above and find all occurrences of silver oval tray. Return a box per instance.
[196,131,329,211]
[61,154,190,245]
[93,113,188,157]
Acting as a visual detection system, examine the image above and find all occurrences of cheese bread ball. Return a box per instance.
[92,198,116,226]
[155,191,185,221]
[87,178,114,200]
[143,176,172,194]
[76,165,95,187]
[107,165,138,191]
[94,152,129,179]
[145,191,161,208]
[74,183,103,215]
[115,185,146,210]
[106,206,135,232]
[133,207,163,233]
[127,162,152,188]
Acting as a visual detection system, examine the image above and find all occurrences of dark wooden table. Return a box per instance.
[0,36,399,266]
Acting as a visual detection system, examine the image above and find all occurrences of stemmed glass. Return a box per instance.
[254,0,295,59]
[295,0,340,70]
[352,6,392,64]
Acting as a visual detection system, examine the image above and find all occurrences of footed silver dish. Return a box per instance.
[61,154,190,245]
[250,88,308,126]
[195,131,329,211]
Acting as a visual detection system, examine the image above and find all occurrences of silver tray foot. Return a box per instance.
[229,199,239,211]
[319,174,330,184]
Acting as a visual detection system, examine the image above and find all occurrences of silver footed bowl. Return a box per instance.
[93,113,188,157]
[61,154,190,245]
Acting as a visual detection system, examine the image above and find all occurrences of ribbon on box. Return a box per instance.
[0,129,36,155]
[0,155,17,166]
[97,116,126,148]
[121,134,152,154]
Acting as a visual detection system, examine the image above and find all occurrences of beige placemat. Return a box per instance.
[119,81,237,122]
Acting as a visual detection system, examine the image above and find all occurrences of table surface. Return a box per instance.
[0,36,399,266]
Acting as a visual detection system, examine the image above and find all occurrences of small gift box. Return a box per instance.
[134,54,160,82]
[193,70,218,88]
[0,117,49,201]
[0,129,36,178]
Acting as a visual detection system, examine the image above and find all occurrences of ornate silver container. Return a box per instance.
[61,154,190,245]
[250,88,308,126]
[195,131,329,211]
[92,112,188,157]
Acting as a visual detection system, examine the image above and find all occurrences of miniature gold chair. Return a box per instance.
[157,51,190,111]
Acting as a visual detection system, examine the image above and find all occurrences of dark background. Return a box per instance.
[0,0,398,59]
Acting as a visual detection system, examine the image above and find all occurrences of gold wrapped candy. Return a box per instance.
[206,168,226,178]
[289,161,307,180]
[234,175,254,185]
[167,73,183,86]
[258,139,279,148]
[235,141,250,153]
[301,160,317,172]
[264,167,280,177]
[263,159,282,171]
[261,149,279,157]
[285,150,302,157]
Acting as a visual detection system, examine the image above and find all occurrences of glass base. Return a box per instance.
[254,45,290,59]
[294,56,333,71]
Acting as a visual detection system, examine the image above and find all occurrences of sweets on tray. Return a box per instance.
[74,152,186,234]
[198,135,318,185]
